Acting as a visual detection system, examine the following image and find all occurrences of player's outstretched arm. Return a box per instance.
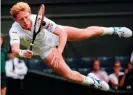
[11,43,33,59]
[50,26,67,68]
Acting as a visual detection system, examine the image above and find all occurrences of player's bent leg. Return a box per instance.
[43,48,109,91]
[44,48,86,83]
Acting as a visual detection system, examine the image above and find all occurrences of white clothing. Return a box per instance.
[5,57,28,80]
[88,71,109,83]
[9,14,59,59]
[130,51,133,63]
[109,72,124,85]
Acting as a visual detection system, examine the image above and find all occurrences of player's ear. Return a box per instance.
[13,18,15,21]
[13,17,18,22]
[12,17,16,21]
[29,11,31,15]
[11,15,16,21]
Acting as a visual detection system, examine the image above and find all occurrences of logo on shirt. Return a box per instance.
[48,23,54,32]
[12,39,18,41]
[12,31,17,34]
[46,23,51,29]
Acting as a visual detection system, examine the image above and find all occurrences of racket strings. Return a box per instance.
[29,4,45,51]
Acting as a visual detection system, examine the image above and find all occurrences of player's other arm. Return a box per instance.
[9,29,21,56]
[43,17,67,53]
[11,43,20,56]
[53,26,67,54]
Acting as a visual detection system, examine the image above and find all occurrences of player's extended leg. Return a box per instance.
[61,26,132,41]
[63,26,103,41]
[44,48,109,91]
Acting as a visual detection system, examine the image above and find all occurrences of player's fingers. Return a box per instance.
[26,51,32,55]
[54,58,58,67]
[23,53,28,57]
[56,60,60,68]
[51,54,55,65]
[25,51,33,58]
[27,50,33,55]
[51,49,59,65]
[57,58,60,68]
[56,57,60,68]
[24,52,29,56]
[29,53,33,57]
[26,54,30,58]
[24,55,29,59]
[28,54,32,59]
[24,53,32,59]
[58,59,61,68]
[55,57,61,68]
[24,51,30,55]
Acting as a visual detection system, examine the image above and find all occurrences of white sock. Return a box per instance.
[101,27,115,35]
[82,76,94,85]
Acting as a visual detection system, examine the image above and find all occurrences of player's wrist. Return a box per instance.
[57,47,63,54]
[19,50,25,57]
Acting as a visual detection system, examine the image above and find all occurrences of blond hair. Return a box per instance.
[10,2,31,18]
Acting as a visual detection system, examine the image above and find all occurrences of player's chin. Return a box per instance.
[24,24,30,28]
[24,25,30,30]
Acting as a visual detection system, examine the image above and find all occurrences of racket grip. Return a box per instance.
[29,43,34,50]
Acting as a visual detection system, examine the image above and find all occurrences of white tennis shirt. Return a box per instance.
[9,14,59,55]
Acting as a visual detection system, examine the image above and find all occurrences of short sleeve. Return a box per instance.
[9,27,20,45]
[42,17,57,32]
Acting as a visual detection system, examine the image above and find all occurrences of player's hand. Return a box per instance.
[51,48,62,68]
[23,50,33,59]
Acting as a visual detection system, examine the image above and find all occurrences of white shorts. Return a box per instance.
[39,25,64,59]
[40,47,54,59]
[35,25,64,59]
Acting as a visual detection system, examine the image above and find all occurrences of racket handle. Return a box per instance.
[29,43,34,50]
[26,43,34,68]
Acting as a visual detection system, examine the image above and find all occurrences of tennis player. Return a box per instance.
[9,2,132,91]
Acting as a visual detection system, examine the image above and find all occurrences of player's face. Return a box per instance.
[15,11,32,30]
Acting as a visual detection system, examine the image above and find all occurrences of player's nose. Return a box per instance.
[23,18,27,24]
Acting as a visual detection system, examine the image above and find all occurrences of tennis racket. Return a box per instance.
[29,4,45,51]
